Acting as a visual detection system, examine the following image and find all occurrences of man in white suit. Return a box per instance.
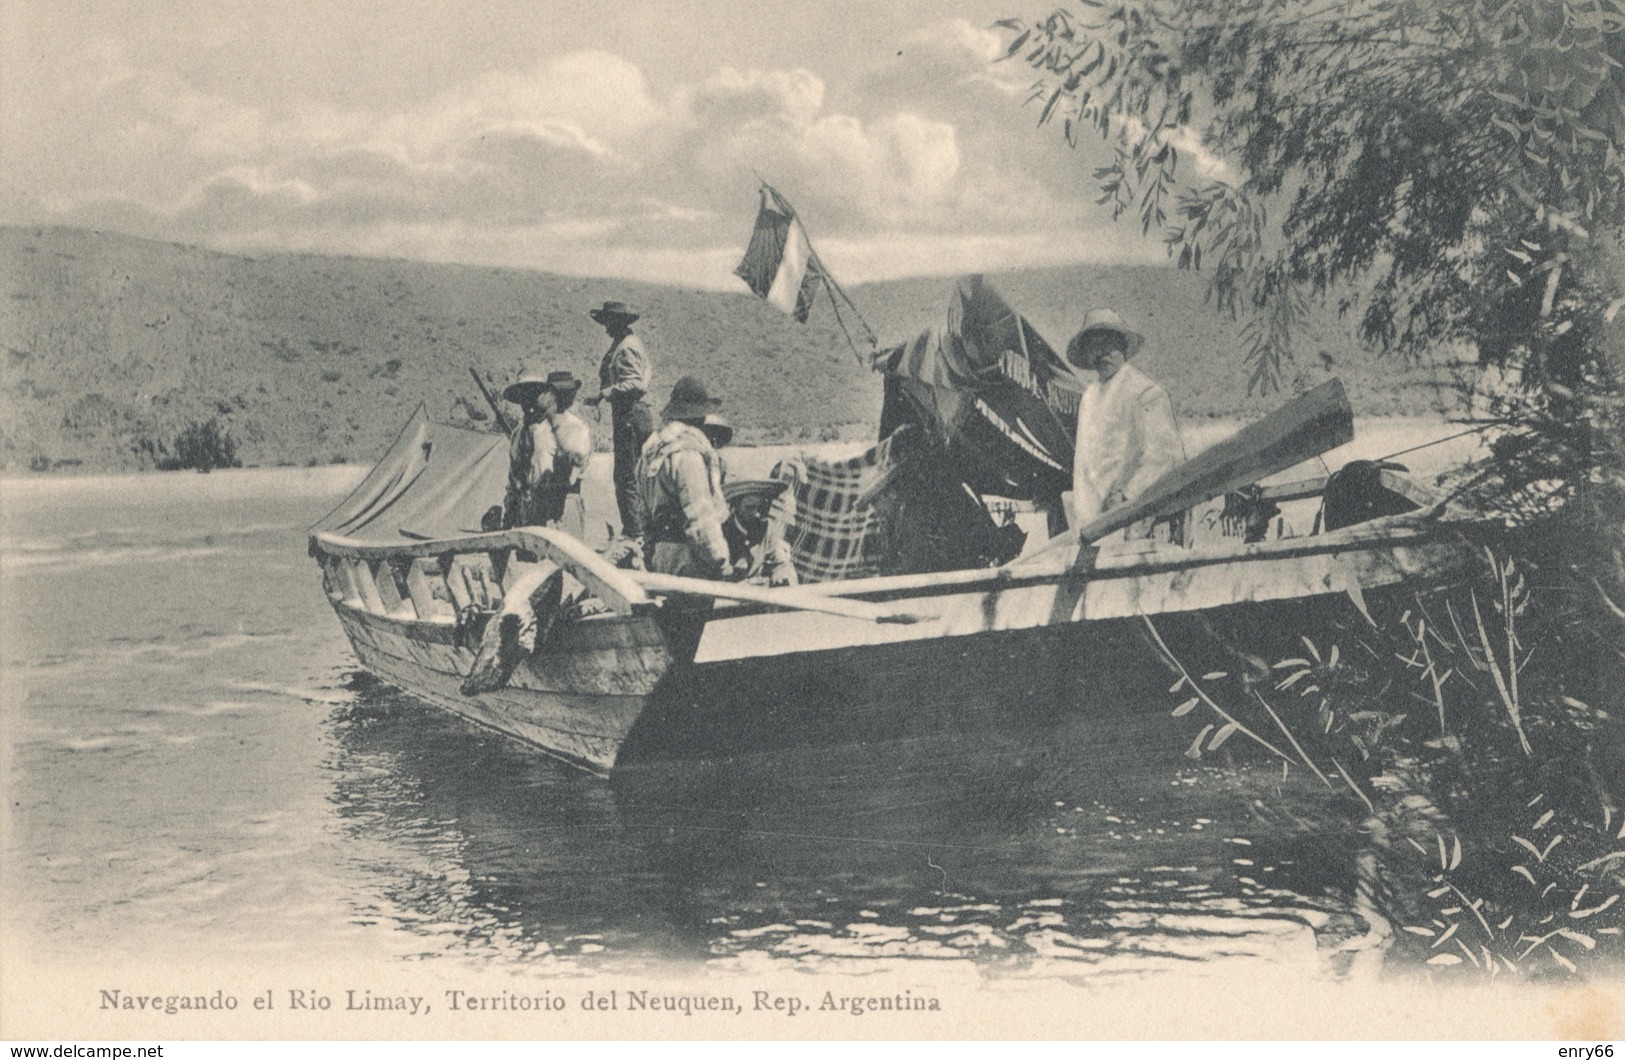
[1065,308,1186,539]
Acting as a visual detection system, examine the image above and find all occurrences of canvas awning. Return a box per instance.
[310,406,509,545]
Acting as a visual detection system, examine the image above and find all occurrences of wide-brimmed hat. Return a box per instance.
[589,300,640,325]
[723,478,788,504]
[503,369,582,404]
[700,412,734,447]
[662,375,723,421]
[1066,308,1145,367]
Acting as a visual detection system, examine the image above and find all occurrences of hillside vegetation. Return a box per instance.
[0,225,1471,472]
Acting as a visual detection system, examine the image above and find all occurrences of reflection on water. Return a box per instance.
[326,670,1370,979]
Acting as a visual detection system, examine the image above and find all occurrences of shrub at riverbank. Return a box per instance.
[1160,529,1625,978]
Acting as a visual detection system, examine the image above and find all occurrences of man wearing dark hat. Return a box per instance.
[1065,308,1185,538]
[722,479,797,587]
[581,300,654,539]
[502,368,592,539]
[635,376,731,578]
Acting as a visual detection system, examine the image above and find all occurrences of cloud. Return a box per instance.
[671,65,964,228]
[1166,125,1235,182]
[857,16,1031,112]
[687,67,826,128]
[473,51,664,140]
[796,112,962,216]
[1118,117,1237,184]
[6,30,1141,287]
[900,17,1030,96]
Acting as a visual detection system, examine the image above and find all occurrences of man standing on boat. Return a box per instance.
[636,376,732,578]
[1065,308,1186,539]
[581,300,654,541]
[501,369,592,539]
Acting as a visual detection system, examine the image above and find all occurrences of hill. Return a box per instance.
[0,225,1472,472]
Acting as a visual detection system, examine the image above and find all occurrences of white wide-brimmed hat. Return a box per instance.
[1066,307,1145,367]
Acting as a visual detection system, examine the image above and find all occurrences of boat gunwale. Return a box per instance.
[327,592,668,642]
[310,508,1468,613]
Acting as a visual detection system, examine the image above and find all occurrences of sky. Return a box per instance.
[1,0,1175,289]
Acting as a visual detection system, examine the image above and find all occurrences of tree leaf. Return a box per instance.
[1186,724,1214,760]
[1172,697,1200,717]
[1570,894,1620,919]
[1208,721,1240,750]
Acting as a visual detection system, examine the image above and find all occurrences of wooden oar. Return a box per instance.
[518,526,656,616]
[1030,377,1355,557]
[634,571,933,625]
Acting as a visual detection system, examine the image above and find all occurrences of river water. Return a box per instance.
[0,421,1509,1031]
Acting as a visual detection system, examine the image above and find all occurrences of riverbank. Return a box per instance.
[0,415,1492,496]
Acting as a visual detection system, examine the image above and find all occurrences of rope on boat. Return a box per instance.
[1375,422,1500,464]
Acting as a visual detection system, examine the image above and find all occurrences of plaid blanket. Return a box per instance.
[769,433,907,584]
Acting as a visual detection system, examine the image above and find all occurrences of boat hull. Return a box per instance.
[330,602,672,772]
[618,584,1392,765]
[322,524,1469,774]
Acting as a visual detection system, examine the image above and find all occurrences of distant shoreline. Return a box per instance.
[2,415,1489,495]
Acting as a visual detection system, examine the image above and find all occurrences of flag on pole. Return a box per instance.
[734,186,824,323]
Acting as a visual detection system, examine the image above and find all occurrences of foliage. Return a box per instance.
[1001,0,1625,397]
[1405,795,1622,977]
[135,418,241,471]
[1152,547,1625,977]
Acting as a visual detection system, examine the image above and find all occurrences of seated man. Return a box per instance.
[721,479,797,587]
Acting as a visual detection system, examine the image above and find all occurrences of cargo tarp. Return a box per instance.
[311,406,509,544]
[876,275,1079,501]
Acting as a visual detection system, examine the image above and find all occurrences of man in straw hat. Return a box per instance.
[635,376,732,578]
[722,478,797,587]
[581,299,654,539]
[1065,308,1186,539]
[501,368,592,539]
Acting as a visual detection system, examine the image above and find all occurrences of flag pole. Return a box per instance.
[759,177,880,361]
[808,245,875,364]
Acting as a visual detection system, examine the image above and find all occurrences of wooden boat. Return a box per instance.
[309,380,1477,775]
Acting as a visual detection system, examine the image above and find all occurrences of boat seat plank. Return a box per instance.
[404,558,456,621]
